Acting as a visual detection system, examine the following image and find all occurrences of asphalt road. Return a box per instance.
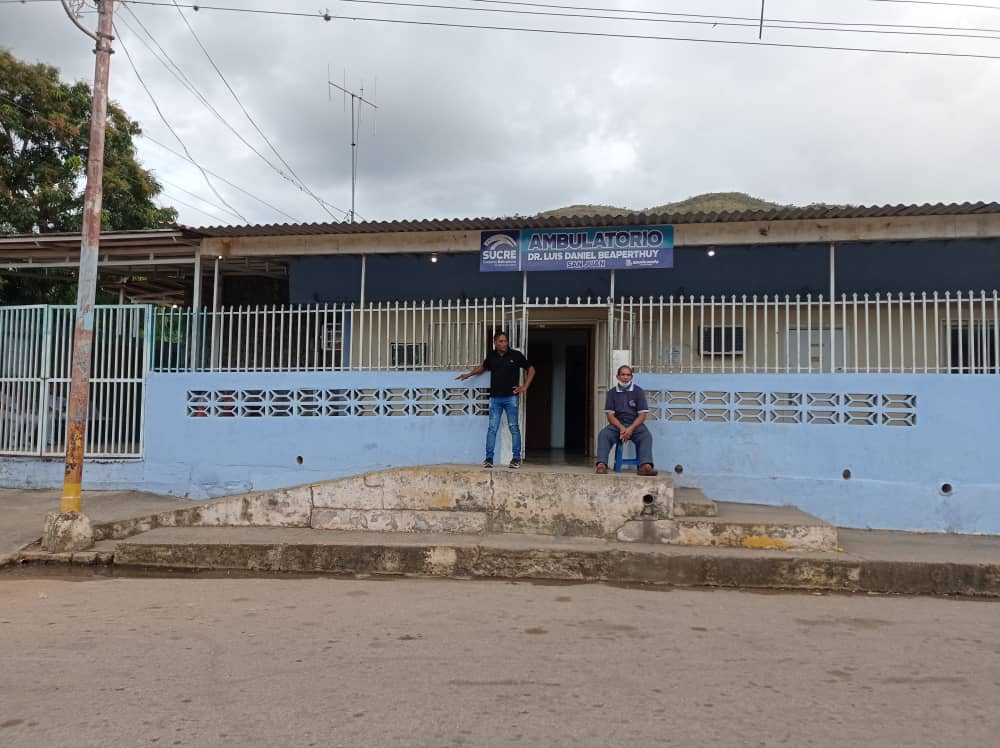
[0,574,997,747]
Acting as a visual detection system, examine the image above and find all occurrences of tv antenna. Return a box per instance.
[328,69,378,223]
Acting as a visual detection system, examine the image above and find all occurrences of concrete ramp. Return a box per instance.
[93,464,672,542]
[89,464,836,551]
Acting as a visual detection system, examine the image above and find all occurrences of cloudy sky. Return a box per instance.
[3,0,1000,227]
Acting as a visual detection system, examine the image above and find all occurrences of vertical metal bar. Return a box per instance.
[762,294,767,373]
[993,290,999,374]
[699,295,705,374]
[899,292,905,373]
[688,295,695,375]
[210,257,220,369]
[956,291,964,373]
[943,292,950,374]
[829,242,836,374]
[921,292,928,374]
[250,304,258,371]
[190,251,202,370]
[875,293,881,373]
[807,295,813,373]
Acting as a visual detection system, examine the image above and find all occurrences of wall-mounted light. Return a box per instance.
[706,248,716,257]
[430,253,439,263]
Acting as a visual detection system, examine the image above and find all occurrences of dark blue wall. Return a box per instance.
[288,239,1000,304]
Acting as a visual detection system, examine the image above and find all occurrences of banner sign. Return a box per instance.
[479,225,674,273]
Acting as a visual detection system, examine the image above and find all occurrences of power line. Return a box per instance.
[112,1,1000,60]
[867,0,1000,10]
[155,175,245,220]
[335,0,1000,42]
[113,21,250,222]
[167,0,347,221]
[0,90,300,223]
[117,5,349,220]
[456,0,1000,36]
[157,188,236,223]
[141,134,302,222]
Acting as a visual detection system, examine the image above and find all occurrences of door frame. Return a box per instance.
[524,322,596,456]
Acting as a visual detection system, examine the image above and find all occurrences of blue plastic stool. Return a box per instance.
[613,440,640,473]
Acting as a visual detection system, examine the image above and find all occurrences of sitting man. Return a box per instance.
[595,365,657,476]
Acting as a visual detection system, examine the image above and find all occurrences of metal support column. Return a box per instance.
[830,242,836,372]
[190,251,202,370]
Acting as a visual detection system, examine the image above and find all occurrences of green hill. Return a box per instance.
[537,192,792,218]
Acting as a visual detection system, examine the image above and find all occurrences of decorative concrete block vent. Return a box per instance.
[645,390,916,427]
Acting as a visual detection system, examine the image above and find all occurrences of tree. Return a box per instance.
[1,49,177,302]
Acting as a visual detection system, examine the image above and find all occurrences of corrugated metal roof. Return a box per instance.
[182,202,1000,238]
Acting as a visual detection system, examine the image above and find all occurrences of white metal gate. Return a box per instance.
[0,305,150,457]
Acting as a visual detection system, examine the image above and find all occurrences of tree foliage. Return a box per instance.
[1,49,177,302]
[0,48,177,232]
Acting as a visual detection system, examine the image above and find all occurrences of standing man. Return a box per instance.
[457,331,535,469]
[595,365,657,476]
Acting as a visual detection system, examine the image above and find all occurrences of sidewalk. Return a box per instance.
[0,488,195,561]
[4,488,1000,597]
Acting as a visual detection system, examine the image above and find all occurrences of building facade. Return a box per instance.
[1,203,999,533]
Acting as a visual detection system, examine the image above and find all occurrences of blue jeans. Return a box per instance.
[486,396,521,461]
[596,424,654,467]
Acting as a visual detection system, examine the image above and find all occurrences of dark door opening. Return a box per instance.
[525,327,594,464]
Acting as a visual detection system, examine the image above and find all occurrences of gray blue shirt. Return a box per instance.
[604,382,649,429]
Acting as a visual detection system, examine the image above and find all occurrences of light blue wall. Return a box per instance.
[3,370,999,534]
[141,372,487,498]
[637,374,1000,534]
[0,372,487,499]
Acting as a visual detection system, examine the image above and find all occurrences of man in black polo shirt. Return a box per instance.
[595,365,657,476]
[457,331,535,469]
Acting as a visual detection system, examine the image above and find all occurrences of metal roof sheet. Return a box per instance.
[181,202,1000,239]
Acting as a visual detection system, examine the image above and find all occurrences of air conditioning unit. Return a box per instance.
[700,326,745,356]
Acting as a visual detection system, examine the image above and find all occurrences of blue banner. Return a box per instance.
[479,226,674,272]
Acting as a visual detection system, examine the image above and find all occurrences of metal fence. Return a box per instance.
[0,305,148,457]
[148,291,1000,375]
[151,299,527,372]
[613,291,1000,374]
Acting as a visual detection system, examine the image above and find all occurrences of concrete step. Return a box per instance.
[617,502,837,552]
[672,487,718,517]
[99,526,1000,597]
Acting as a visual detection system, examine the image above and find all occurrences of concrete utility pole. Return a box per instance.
[45,0,116,552]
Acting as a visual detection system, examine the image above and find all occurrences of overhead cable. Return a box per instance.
[113,1,1000,61]
[0,90,300,223]
[167,0,348,221]
[336,0,1000,41]
[118,5,349,220]
[140,135,303,222]
[114,22,250,223]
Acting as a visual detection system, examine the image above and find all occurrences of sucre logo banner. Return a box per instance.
[479,226,674,272]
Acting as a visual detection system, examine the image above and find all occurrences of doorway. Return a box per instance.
[525,326,594,464]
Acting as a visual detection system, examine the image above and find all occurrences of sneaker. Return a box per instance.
[483,459,494,469]
[509,458,522,469]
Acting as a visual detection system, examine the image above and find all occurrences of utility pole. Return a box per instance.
[45,0,115,552]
